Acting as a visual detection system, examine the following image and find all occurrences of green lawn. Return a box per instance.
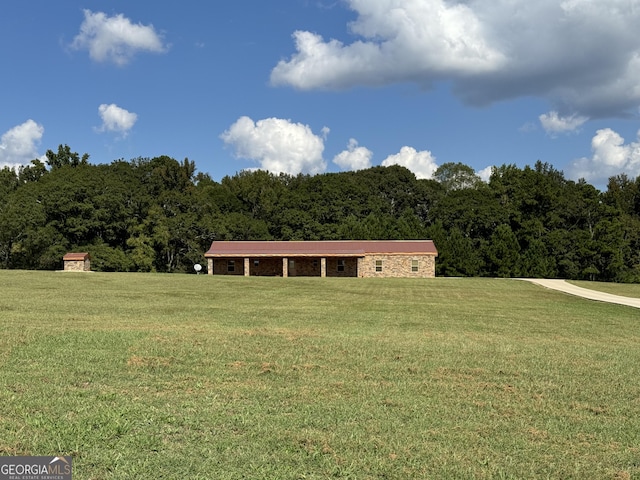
[1,271,639,479]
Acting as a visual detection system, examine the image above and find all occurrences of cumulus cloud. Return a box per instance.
[539,111,588,135]
[569,128,640,184]
[333,138,373,171]
[477,165,494,183]
[96,104,138,136]
[0,120,44,169]
[272,1,503,90]
[271,0,640,118]
[220,116,328,175]
[381,146,438,179]
[71,10,167,66]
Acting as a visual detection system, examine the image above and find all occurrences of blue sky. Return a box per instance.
[2,1,640,190]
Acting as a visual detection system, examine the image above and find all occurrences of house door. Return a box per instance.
[288,259,296,277]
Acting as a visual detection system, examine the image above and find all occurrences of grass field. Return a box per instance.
[1,271,639,479]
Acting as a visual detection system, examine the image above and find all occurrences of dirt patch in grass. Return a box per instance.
[126,355,172,368]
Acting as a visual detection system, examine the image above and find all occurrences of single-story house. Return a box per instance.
[62,252,91,272]
[204,240,437,278]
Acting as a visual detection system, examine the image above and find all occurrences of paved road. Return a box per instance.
[519,278,640,309]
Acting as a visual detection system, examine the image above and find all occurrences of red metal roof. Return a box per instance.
[205,240,437,257]
[63,252,90,261]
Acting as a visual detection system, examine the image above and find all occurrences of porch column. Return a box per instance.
[357,257,364,277]
[321,257,326,277]
[207,258,213,275]
[282,257,288,277]
[244,257,250,277]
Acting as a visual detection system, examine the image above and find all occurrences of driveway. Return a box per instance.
[519,279,640,309]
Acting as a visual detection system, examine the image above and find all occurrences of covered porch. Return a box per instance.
[208,255,361,277]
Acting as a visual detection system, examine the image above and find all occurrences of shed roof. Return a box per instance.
[205,240,437,258]
[63,252,90,261]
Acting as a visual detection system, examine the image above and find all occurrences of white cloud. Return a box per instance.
[271,0,640,118]
[569,128,640,184]
[96,104,138,136]
[381,146,438,179]
[271,1,504,90]
[220,116,328,175]
[333,138,373,171]
[539,111,588,135]
[0,120,44,169]
[477,166,494,183]
[71,10,167,66]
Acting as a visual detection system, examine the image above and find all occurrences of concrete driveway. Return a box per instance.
[519,279,640,309]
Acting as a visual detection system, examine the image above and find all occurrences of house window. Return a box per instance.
[337,259,345,272]
[313,259,318,268]
[412,259,419,272]
[227,260,235,272]
[375,260,383,272]
[289,259,295,269]
[254,260,260,267]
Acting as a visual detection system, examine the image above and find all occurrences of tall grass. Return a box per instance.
[1,271,639,479]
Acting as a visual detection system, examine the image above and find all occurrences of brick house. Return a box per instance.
[204,240,437,278]
[62,252,91,272]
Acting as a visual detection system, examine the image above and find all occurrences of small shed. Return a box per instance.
[63,252,91,272]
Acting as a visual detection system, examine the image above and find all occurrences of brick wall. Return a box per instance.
[64,260,90,271]
[359,254,436,278]
[325,257,358,277]
[212,258,245,275]
[209,257,361,277]
[250,258,283,276]
[286,257,319,276]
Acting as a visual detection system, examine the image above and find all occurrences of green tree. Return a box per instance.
[433,162,482,192]
[0,167,19,197]
[18,159,48,183]
[45,144,89,170]
[426,221,482,276]
[517,237,556,278]
[485,224,521,277]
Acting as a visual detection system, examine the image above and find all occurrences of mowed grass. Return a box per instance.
[1,271,639,479]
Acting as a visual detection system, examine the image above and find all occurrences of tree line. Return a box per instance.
[1,144,639,281]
